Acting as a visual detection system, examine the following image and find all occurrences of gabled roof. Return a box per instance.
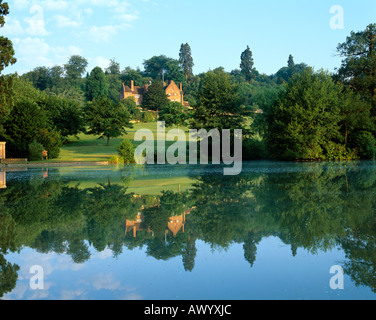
[122,83,147,95]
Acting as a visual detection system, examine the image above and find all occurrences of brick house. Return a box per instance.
[120,80,191,108]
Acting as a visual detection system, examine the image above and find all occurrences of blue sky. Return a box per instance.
[2,0,376,76]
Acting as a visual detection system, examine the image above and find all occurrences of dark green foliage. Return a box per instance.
[335,23,376,113]
[121,96,141,121]
[287,54,295,68]
[117,139,135,163]
[120,66,151,87]
[85,95,132,145]
[192,68,245,131]
[274,62,310,84]
[164,59,185,85]
[0,1,16,123]
[266,69,346,160]
[142,81,170,111]
[105,58,121,75]
[0,254,19,298]
[354,131,376,159]
[37,127,63,159]
[242,138,267,160]
[143,55,173,80]
[28,140,44,161]
[0,75,13,124]
[159,102,188,128]
[38,96,86,138]
[179,43,194,80]
[64,55,88,80]
[106,73,122,103]
[240,46,256,83]
[143,55,185,84]
[141,111,156,123]
[2,98,62,158]
[85,66,108,101]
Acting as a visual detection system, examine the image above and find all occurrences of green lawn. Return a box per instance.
[57,122,190,162]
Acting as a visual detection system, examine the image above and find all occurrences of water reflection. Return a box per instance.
[1,161,376,298]
[0,171,6,189]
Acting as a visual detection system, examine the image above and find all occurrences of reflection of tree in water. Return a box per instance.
[337,165,376,293]
[243,231,263,267]
[1,163,376,295]
[0,187,19,298]
[188,173,257,250]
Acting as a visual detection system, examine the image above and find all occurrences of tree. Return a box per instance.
[275,60,309,84]
[120,66,151,87]
[105,72,123,103]
[266,68,359,160]
[287,54,295,68]
[118,139,135,163]
[85,95,132,146]
[2,98,62,158]
[142,81,169,111]
[121,96,141,121]
[192,68,244,131]
[336,24,376,115]
[159,102,188,129]
[240,46,256,83]
[64,55,88,80]
[38,96,86,138]
[0,0,17,124]
[105,58,121,75]
[143,55,174,80]
[179,43,194,80]
[85,66,108,101]
[165,60,185,85]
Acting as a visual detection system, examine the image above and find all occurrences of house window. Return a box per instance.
[135,94,140,99]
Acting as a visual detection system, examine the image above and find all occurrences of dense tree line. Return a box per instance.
[1,1,375,161]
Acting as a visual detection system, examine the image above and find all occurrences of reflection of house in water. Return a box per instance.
[168,211,190,237]
[125,213,145,238]
[0,171,6,189]
[0,142,5,161]
[125,208,192,238]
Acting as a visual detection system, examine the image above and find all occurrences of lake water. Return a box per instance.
[1,161,376,300]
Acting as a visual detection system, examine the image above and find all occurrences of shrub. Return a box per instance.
[38,128,63,159]
[354,131,376,160]
[142,111,156,123]
[28,140,45,161]
[243,138,267,160]
[117,139,135,163]
[324,141,358,161]
[109,155,125,164]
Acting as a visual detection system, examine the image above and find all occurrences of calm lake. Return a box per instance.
[1,161,376,300]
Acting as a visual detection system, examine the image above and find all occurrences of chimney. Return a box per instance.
[180,83,183,91]
[131,80,134,92]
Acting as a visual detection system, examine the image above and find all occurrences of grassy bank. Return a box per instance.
[57,122,189,162]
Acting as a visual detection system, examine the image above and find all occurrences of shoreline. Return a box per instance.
[0,161,109,168]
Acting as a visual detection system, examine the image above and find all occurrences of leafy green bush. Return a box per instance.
[243,138,267,160]
[117,139,135,163]
[28,140,44,161]
[38,128,63,159]
[142,111,156,123]
[109,155,125,164]
[324,141,358,161]
[354,131,376,160]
